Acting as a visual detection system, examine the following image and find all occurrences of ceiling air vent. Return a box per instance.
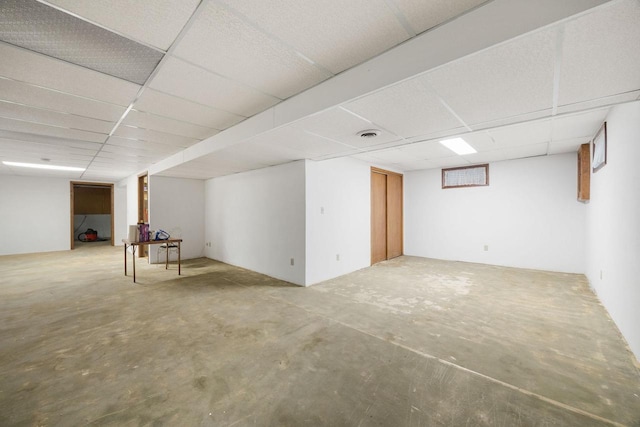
[357,129,381,139]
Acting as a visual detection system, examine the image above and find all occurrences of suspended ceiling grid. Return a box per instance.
[0,0,638,181]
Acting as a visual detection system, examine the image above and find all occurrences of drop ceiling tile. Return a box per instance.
[364,148,417,164]
[0,117,107,143]
[0,138,98,158]
[345,78,463,138]
[292,107,401,148]
[224,0,410,74]
[469,109,553,132]
[149,57,280,117]
[464,143,548,164]
[100,143,168,161]
[0,101,113,133]
[394,159,439,171]
[485,119,552,149]
[173,2,329,99]
[0,42,140,106]
[559,0,640,106]
[551,109,608,141]
[192,150,270,174]
[0,78,126,121]
[427,156,471,168]
[424,28,556,125]
[107,137,180,154]
[45,0,201,51]
[547,138,590,155]
[0,129,103,150]
[134,89,245,129]
[248,126,352,159]
[123,110,217,140]
[0,0,163,85]
[556,91,640,116]
[392,0,487,34]
[397,140,459,159]
[113,125,200,147]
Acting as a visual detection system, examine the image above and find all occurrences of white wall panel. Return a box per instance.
[205,161,306,285]
[405,153,585,273]
[0,176,70,255]
[585,101,640,361]
[148,176,205,262]
[305,157,370,285]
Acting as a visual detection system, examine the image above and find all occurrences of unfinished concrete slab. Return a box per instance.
[0,246,638,426]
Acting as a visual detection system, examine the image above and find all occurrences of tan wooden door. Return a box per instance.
[371,171,388,264]
[371,168,403,265]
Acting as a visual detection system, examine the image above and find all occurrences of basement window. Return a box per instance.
[442,164,489,189]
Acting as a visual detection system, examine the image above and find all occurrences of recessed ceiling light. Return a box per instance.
[439,137,477,155]
[357,129,381,139]
[3,161,85,172]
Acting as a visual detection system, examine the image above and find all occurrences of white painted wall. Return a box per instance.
[205,161,306,285]
[148,176,205,263]
[73,214,111,240]
[305,157,371,285]
[585,101,640,360]
[0,176,70,255]
[405,153,585,273]
[124,174,139,240]
[113,184,127,245]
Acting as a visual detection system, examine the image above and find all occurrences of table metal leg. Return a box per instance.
[178,241,181,276]
[132,245,136,283]
[124,244,127,276]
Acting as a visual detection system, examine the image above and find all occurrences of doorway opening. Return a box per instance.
[371,167,403,265]
[70,182,114,250]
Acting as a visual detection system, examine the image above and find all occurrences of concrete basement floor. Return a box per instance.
[1,244,639,426]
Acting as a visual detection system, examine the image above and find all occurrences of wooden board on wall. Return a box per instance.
[73,187,111,214]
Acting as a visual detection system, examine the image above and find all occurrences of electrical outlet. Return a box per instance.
[484,245,489,251]
[600,270,603,280]
[320,207,325,214]
[336,254,340,261]
[290,258,294,266]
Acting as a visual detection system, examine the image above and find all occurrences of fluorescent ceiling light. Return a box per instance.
[439,137,477,155]
[3,161,85,172]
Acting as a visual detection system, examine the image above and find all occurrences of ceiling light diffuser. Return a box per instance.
[439,137,477,155]
[3,161,85,172]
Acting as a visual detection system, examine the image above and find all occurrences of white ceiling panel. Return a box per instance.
[551,109,608,141]
[556,91,640,116]
[0,130,103,150]
[123,110,217,140]
[559,0,640,106]
[393,159,439,171]
[113,125,200,147]
[222,141,300,167]
[485,119,552,149]
[0,42,140,106]
[397,140,461,159]
[424,28,556,125]
[45,0,201,51]
[149,57,280,117]
[173,2,329,99]
[224,0,410,74]
[547,137,591,155]
[464,143,549,164]
[361,148,417,164]
[250,125,354,159]
[391,0,488,35]
[100,144,168,161]
[107,137,180,155]
[134,89,245,130]
[292,107,401,148]
[0,138,98,158]
[0,101,113,134]
[0,78,126,121]
[345,78,463,138]
[0,117,107,143]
